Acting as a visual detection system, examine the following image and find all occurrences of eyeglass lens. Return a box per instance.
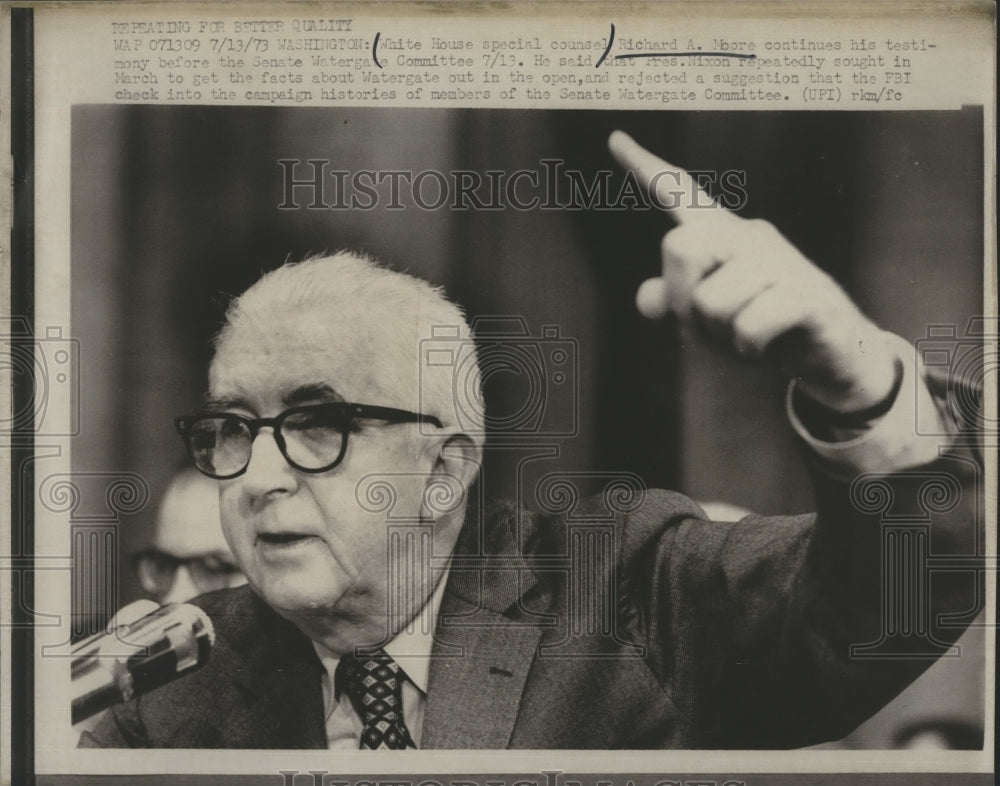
[188,406,346,477]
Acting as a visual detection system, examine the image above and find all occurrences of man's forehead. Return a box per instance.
[209,314,413,406]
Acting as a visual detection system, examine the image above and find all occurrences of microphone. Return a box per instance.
[71,600,161,665]
[71,601,215,724]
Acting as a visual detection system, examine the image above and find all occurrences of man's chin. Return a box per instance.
[253,578,347,618]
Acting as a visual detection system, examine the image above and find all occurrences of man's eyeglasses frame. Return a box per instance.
[175,402,443,480]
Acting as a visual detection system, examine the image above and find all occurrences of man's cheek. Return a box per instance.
[218,504,248,557]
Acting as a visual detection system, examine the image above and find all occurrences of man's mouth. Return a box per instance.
[256,532,316,546]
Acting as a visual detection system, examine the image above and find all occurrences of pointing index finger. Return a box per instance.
[608,130,734,225]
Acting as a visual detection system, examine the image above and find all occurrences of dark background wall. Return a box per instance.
[70,106,984,745]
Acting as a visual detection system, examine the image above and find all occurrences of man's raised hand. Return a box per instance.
[608,130,899,416]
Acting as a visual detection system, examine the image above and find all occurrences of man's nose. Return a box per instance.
[241,427,298,500]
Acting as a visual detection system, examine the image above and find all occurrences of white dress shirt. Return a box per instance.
[787,332,949,472]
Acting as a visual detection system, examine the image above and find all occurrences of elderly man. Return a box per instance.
[81,133,980,749]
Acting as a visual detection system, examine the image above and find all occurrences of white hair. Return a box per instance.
[213,251,485,450]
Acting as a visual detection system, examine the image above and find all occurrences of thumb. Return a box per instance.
[636,276,671,320]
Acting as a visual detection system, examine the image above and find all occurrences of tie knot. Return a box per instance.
[336,650,403,700]
[334,649,415,750]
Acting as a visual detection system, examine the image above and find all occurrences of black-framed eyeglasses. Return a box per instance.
[132,547,244,599]
[175,403,443,480]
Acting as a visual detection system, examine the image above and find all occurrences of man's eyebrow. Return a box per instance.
[202,394,245,411]
[283,383,346,407]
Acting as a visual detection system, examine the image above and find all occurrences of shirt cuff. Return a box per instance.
[786,333,953,474]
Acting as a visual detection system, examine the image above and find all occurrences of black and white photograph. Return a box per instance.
[4,3,995,785]
[68,105,987,746]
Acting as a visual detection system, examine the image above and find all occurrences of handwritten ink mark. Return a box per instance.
[616,51,757,61]
[372,32,382,69]
[595,23,615,68]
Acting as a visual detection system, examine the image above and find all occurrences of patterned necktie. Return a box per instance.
[335,649,416,749]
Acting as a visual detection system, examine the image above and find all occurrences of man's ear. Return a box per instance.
[421,433,481,527]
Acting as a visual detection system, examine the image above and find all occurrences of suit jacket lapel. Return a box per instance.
[421,588,543,749]
[421,501,547,749]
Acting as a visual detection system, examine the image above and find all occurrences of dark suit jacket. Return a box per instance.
[82,438,981,749]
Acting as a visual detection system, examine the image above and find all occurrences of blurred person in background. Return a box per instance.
[132,466,246,604]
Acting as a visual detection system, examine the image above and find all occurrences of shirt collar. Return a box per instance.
[311,564,449,695]
[383,564,449,693]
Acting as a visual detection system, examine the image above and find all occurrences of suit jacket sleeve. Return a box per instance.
[633,349,982,748]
